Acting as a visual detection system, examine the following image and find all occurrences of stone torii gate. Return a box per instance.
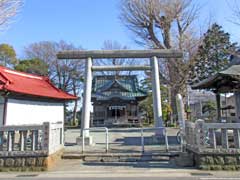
[57,49,183,138]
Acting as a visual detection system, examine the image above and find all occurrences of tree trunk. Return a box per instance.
[168,86,173,125]
[72,99,78,126]
[170,86,178,124]
[72,80,78,126]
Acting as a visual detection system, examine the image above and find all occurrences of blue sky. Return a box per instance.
[0,0,239,58]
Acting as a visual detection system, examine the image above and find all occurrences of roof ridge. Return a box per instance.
[0,66,43,80]
[0,71,12,84]
[115,79,131,92]
[0,66,77,100]
[94,75,137,78]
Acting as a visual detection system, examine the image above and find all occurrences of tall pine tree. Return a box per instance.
[189,23,238,84]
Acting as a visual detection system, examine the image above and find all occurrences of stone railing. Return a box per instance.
[185,119,240,151]
[0,122,64,171]
[185,121,197,147]
[185,119,240,170]
[0,121,63,155]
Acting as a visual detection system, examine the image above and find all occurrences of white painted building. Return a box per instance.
[0,66,77,126]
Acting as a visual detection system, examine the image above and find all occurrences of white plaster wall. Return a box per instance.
[5,98,64,125]
[0,96,4,126]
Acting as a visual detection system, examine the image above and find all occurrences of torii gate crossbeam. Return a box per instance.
[57,49,183,138]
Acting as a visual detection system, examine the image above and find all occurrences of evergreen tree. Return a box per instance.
[139,72,171,126]
[0,43,17,68]
[189,23,238,84]
[15,58,48,76]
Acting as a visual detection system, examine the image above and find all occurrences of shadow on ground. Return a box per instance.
[114,136,179,146]
[82,161,189,169]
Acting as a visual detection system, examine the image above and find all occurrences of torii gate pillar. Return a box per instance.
[81,57,92,137]
[151,56,163,128]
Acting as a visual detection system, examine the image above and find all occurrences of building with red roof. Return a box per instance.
[0,66,77,126]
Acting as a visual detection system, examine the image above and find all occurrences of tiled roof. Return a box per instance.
[92,75,147,101]
[0,66,77,100]
[191,65,240,93]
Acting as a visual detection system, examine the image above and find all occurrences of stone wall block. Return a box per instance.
[223,165,236,171]
[14,158,25,167]
[41,157,49,167]
[25,158,36,167]
[198,156,206,166]
[5,158,15,167]
[225,156,237,165]
[205,156,214,165]
[210,165,223,170]
[0,159,4,167]
[175,152,194,167]
[214,156,225,165]
[199,165,210,170]
[36,157,45,166]
[236,165,240,170]
[0,149,62,171]
[237,156,240,164]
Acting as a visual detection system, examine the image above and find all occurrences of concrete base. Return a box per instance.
[0,149,64,171]
[76,136,93,146]
[187,146,240,170]
[143,135,166,145]
[174,152,194,167]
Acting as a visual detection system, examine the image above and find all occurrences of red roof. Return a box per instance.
[0,66,77,100]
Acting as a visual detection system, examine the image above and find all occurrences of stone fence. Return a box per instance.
[185,119,240,151]
[0,122,64,171]
[185,119,240,170]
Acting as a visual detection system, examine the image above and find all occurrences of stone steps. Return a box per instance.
[62,152,180,162]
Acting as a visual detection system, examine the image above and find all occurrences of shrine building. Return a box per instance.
[91,75,147,127]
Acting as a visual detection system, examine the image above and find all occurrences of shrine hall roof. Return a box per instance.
[92,75,147,101]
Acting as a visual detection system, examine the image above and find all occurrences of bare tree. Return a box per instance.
[120,0,201,121]
[94,40,141,76]
[230,0,240,28]
[0,0,23,31]
[24,41,85,125]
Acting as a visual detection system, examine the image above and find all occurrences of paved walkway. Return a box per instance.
[50,127,191,177]
[64,127,180,153]
[1,160,240,179]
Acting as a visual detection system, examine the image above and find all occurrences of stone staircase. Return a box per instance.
[62,152,180,163]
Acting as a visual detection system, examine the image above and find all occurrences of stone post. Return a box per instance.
[19,130,27,151]
[31,130,38,151]
[195,119,205,149]
[81,57,93,137]
[150,56,163,129]
[209,129,217,149]
[233,129,240,148]
[176,94,186,134]
[234,92,240,123]
[176,94,186,149]
[7,131,14,151]
[42,122,50,153]
[221,129,229,149]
